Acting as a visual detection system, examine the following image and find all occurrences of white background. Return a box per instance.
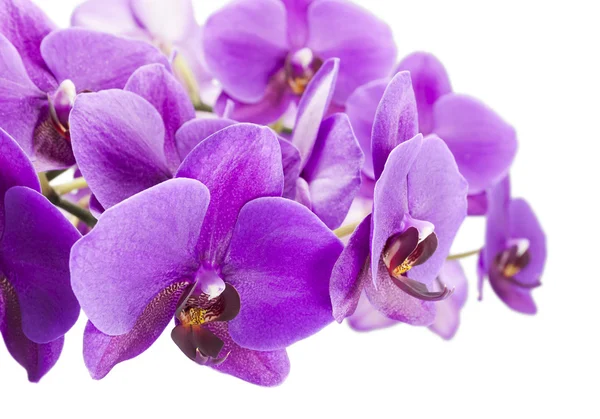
[2,1,599,418]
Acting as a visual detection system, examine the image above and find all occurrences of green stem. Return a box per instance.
[447,248,482,260]
[333,221,361,238]
[45,169,67,181]
[53,198,97,228]
[39,174,97,228]
[53,177,88,195]
[194,102,213,113]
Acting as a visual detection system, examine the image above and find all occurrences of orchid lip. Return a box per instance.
[383,220,453,301]
[494,239,533,286]
[391,274,454,302]
[172,267,240,366]
[284,48,323,95]
[195,348,230,366]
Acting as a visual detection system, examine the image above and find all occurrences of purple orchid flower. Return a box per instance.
[0,0,170,170]
[203,0,397,124]
[71,0,213,104]
[0,129,81,381]
[346,52,517,214]
[69,63,297,211]
[348,260,468,340]
[478,176,546,314]
[330,71,468,326]
[79,59,361,228]
[69,62,198,209]
[67,63,195,219]
[179,59,363,229]
[70,123,342,385]
[287,58,363,228]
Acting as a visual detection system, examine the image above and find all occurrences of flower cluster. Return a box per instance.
[0,0,547,385]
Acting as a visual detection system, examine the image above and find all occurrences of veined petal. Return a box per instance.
[203,0,289,103]
[70,90,172,209]
[292,58,338,165]
[306,0,396,104]
[125,64,195,172]
[1,277,63,382]
[371,135,422,287]
[71,179,210,336]
[365,258,435,326]
[509,199,546,285]
[0,129,40,237]
[396,52,452,135]
[175,117,235,161]
[176,118,300,199]
[483,176,511,273]
[0,0,57,91]
[345,78,388,179]
[213,81,294,125]
[206,322,290,387]
[489,277,537,314]
[433,93,517,193]
[0,35,47,159]
[0,187,80,343]
[224,197,342,351]
[330,215,371,322]
[281,0,312,49]
[83,281,189,379]
[371,71,418,180]
[294,177,312,209]
[406,136,468,286]
[176,124,283,265]
[278,137,303,199]
[302,113,363,229]
[41,28,169,92]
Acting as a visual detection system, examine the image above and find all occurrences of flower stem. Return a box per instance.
[269,120,293,135]
[39,174,97,228]
[54,198,97,228]
[334,221,361,238]
[447,248,482,260]
[53,177,88,195]
[45,169,67,181]
[194,102,213,113]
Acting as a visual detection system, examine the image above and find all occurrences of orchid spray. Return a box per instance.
[0,0,546,384]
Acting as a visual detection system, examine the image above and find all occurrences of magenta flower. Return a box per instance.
[204,0,397,123]
[478,177,546,314]
[330,72,468,326]
[0,0,169,170]
[0,129,80,381]
[70,124,342,385]
[346,52,517,213]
